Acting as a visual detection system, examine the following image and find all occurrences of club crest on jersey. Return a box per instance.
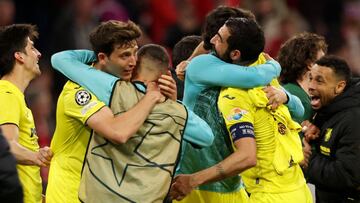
[75,90,92,106]
[226,108,248,121]
[278,122,287,135]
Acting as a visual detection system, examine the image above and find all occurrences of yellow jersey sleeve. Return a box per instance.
[218,88,255,144]
[0,91,21,126]
[63,88,105,124]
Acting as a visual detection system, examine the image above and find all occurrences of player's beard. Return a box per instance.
[213,48,232,63]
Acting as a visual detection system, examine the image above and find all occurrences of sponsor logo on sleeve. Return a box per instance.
[226,108,248,121]
[81,101,98,115]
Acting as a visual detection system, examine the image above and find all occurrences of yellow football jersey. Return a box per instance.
[218,55,305,194]
[0,80,42,203]
[46,81,105,203]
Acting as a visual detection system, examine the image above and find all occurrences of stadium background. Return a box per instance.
[3,0,359,189]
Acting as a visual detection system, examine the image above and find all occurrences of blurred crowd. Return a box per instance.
[2,0,360,187]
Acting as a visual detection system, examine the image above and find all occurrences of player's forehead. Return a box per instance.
[111,43,137,56]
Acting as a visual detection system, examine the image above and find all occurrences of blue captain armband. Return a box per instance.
[229,122,255,142]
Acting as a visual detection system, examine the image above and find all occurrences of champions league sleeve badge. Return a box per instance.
[75,90,92,106]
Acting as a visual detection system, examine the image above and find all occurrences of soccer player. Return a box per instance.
[0,24,53,203]
[46,21,170,203]
[49,21,214,202]
[172,6,304,203]
[172,17,312,203]
[52,43,214,202]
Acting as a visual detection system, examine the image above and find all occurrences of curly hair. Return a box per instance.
[278,32,327,84]
[89,20,141,57]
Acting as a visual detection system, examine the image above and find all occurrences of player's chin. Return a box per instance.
[121,74,132,81]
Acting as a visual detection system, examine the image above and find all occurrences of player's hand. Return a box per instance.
[175,60,189,81]
[35,146,53,167]
[158,70,177,101]
[169,174,196,201]
[263,85,287,109]
[300,138,312,169]
[263,53,274,61]
[301,120,320,142]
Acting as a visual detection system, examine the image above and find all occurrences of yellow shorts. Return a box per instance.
[173,188,249,203]
[249,184,313,203]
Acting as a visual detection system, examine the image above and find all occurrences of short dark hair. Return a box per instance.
[0,24,38,77]
[202,6,255,50]
[225,17,265,62]
[137,44,170,69]
[89,20,141,57]
[172,35,202,67]
[315,55,352,85]
[279,32,328,84]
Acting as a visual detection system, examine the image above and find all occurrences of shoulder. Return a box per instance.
[0,88,16,99]
[220,87,249,98]
[62,81,100,106]
[326,107,360,136]
[284,83,308,101]
[283,83,299,89]
[63,81,86,97]
[0,81,17,96]
[188,54,220,69]
[62,80,81,91]
[0,91,21,113]
[283,83,304,94]
[340,107,360,123]
[113,81,140,94]
[192,54,218,62]
[0,83,21,105]
[326,108,360,146]
[219,87,251,107]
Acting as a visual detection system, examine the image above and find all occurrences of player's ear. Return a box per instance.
[97,52,108,65]
[335,80,346,95]
[230,50,241,61]
[14,52,25,63]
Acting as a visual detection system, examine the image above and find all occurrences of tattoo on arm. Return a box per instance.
[216,164,226,179]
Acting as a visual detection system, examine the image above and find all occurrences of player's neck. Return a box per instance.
[1,70,31,93]
[233,59,256,66]
[297,71,310,95]
[93,62,102,70]
[131,74,145,83]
